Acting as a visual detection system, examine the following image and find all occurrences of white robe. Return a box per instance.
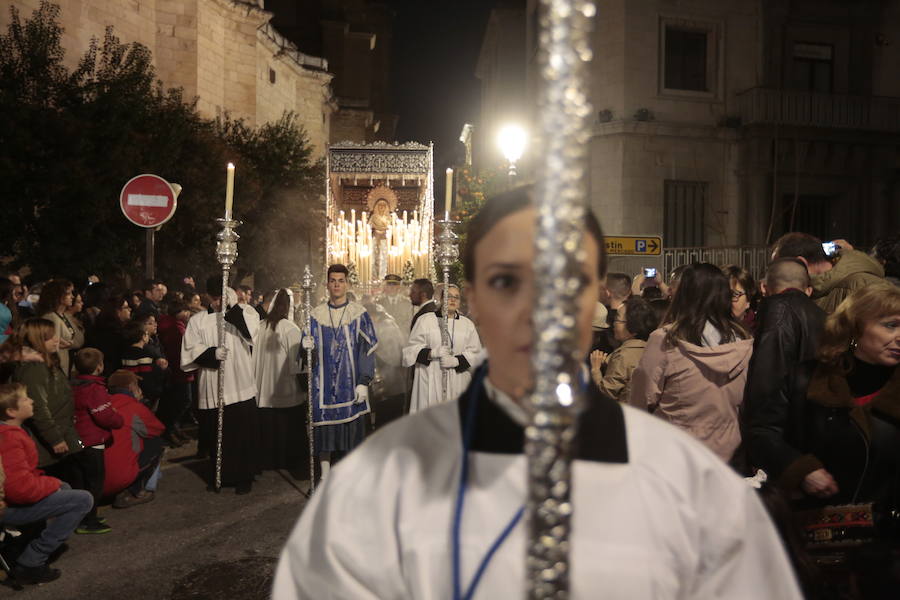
[181,306,259,409]
[254,319,303,408]
[273,397,803,599]
[401,312,482,412]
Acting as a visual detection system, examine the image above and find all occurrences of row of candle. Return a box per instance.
[328,210,432,283]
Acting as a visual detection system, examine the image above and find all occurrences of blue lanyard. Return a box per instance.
[452,369,525,600]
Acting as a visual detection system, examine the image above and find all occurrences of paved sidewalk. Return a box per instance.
[0,444,309,599]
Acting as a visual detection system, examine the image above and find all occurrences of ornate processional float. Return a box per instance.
[325,141,436,288]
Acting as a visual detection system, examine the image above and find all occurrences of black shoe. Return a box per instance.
[12,563,61,584]
[235,482,252,495]
[163,432,185,448]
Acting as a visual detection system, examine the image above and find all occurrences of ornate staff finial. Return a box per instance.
[527,0,597,597]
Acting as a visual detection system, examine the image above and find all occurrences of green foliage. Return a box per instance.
[435,166,506,284]
[0,1,323,291]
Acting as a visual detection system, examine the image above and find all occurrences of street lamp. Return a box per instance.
[497,124,527,184]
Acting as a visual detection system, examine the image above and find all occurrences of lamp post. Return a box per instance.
[497,124,527,186]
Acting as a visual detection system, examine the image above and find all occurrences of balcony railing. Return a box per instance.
[737,87,900,133]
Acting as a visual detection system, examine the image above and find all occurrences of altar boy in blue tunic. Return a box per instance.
[301,264,378,477]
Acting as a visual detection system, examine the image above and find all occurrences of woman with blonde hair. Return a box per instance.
[9,319,84,475]
[779,284,900,595]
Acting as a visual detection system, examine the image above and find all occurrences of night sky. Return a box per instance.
[384,0,496,170]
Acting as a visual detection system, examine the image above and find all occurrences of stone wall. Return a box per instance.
[1,0,333,158]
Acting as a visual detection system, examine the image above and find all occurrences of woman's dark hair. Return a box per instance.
[649,298,670,326]
[265,289,292,330]
[95,295,131,331]
[167,300,190,317]
[873,234,900,279]
[721,264,757,307]
[36,279,73,316]
[641,286,662,301]
[462,185,607,281]
[663,263,749,346]
[623,297,659,341]
[82,281,110,310]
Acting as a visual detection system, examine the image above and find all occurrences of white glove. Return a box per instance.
[439,354,460,370]
[215,346,229,361]
[436,346,452,359]
[354,384,369,404]
[224,287,238,309]
[301,336,314,351]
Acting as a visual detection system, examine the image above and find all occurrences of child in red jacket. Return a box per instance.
[71,348,123,533]
[0,383,93,584]
[104,370,165,508]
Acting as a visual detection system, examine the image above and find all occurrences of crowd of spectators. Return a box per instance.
[0,275,213,583]
[587,232,900,598]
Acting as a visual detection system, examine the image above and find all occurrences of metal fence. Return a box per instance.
[606,246,769,282]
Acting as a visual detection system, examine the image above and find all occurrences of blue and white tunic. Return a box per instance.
[303,301,377,452]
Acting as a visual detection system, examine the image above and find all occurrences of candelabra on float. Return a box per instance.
[214,215,240,492]
[434,214,459,403]
[301,265,317,492]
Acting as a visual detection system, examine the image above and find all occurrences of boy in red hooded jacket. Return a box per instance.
[104,370,165,507]
[0,383,93,584]
[71,348,123,534]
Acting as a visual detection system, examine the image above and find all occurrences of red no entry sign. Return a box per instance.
[120,174,178,228]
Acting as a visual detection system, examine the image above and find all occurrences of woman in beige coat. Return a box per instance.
[629,263,753,463]
[590,296,659,402]
[37,279,84,377]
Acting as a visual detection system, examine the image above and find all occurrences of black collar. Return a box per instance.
[328,300,350,309]
[457,365,629,463]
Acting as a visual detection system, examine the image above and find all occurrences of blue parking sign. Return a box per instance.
[635,240,647,253]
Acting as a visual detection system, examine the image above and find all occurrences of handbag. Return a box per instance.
[797,503,876,549]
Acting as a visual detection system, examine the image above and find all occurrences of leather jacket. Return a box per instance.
[744,290,825,485]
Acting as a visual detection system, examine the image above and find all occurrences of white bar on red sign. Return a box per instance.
[127,194,169,207]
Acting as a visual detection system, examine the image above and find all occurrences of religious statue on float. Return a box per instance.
[367,186,398,281]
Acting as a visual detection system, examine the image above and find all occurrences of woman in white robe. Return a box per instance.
[254,288,306,473]
[402,285,482,413]
[273,188,803,599]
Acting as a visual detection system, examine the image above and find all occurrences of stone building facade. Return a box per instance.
[479,0,900,251]
[2,0,335,158]
[268,0,398,144]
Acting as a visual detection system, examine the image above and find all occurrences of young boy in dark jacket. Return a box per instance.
[0,382,93,584]
[71,348,123,533]
[120,320,167,410]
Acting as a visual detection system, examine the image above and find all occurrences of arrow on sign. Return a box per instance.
[648,239,659,253]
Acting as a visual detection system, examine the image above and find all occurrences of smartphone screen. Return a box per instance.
[822,242,838,257]
[643,267,657,278]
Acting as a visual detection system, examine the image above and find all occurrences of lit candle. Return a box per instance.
[225,163,235,218]
[445,210,449,221]
[445,167,453,213]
